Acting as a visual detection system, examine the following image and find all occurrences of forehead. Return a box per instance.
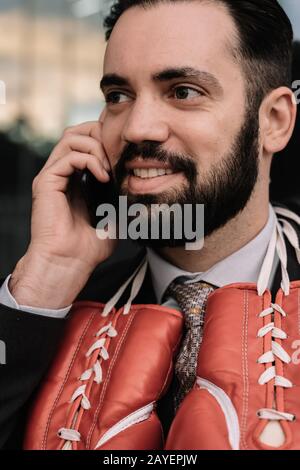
[103,1,239,80]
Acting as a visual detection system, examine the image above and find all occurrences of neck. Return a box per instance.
[157,191,270,273]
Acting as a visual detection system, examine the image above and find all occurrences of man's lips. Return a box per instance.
[123,170,184,196]
[125,159,173,171]
[126,172,185,194]
[125,159,177,179]
[121,158,185,194]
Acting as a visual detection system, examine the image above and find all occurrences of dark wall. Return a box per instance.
[0,128,46,277]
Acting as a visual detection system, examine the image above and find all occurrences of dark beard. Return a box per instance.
[112,106,260,248]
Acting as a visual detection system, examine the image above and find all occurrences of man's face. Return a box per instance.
[101,1,260,241]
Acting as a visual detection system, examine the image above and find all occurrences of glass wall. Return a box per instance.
[280,0,300,38]
[0,0,111,277]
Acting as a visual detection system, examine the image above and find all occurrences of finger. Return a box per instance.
[62,121,100,138]
[64,121,103,143]
[89,120,102,142]
[44,134,111,171]
[35,151,110,194]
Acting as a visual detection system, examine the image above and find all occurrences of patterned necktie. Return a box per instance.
[165,280,216,410]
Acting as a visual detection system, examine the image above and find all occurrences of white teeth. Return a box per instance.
[132,168,173,178]
[148,169,158,178]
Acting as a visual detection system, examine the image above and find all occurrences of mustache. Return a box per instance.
[114,141,198,186]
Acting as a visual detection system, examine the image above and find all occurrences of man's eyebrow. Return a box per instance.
[100,74,130,91]
[152,67,222,92]
[100,67,223,94]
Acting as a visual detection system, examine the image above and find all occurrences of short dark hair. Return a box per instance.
[103,0,293,108]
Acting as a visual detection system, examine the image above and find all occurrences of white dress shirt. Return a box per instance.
[0,205,278,318]
[0,274,71,318]
[147,204,278,309]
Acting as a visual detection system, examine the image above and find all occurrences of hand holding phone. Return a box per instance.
[79,169,119,229]
[9,119,118,309]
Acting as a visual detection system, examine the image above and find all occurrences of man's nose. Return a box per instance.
[122,97,169,144]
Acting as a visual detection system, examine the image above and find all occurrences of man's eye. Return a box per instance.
[173,86,204,100]
[105,91,129,104]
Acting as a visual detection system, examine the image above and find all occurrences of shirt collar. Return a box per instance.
[147,204,277,303]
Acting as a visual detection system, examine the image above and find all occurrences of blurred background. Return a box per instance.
[0,0,299,277]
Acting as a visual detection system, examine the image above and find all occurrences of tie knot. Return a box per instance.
[166,280,216,319]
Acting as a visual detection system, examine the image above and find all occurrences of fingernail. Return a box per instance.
[103,169,110,180]
[104,161,111,172]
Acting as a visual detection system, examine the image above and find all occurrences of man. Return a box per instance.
[0,0,299,450]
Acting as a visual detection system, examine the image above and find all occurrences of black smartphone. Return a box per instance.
[74,169,118,228]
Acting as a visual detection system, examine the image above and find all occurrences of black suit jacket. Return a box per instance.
[1,222,300,449]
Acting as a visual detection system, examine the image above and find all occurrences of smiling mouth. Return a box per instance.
[129,168,175,179]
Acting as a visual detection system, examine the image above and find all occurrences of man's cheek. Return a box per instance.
[99,106,107,124]
[101,129,120,168]
[101,133,112,157]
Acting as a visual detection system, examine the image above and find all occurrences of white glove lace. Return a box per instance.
[57,258,148,449]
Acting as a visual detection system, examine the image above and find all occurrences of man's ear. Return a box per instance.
[260,86,297,154]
